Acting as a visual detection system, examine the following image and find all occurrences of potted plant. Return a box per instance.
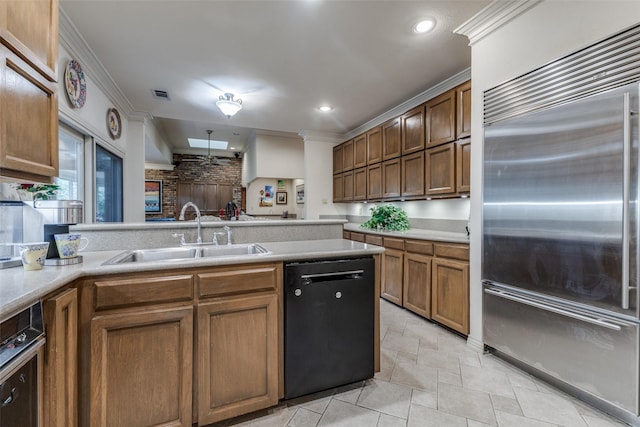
[15,183,60,201]
[360,204,409,232]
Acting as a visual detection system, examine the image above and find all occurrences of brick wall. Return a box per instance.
[145,154,243,219]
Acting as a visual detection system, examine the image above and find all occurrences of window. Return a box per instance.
[55,123,84,200]
[95,145,123,222]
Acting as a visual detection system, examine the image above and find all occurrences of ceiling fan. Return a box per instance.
[180,129,231,166]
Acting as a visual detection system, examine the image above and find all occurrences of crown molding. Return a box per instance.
[454,0,542,46]
[59,7,137,117]
[343,68,471,141]
[298,130,345,144]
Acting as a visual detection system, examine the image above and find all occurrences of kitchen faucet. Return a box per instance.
[178,202,202,244]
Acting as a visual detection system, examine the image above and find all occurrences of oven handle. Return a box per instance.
[0,336,45,382]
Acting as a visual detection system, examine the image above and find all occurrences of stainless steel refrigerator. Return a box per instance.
[483,81,640,421]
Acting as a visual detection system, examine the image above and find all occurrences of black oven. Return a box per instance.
[0,301,45,427]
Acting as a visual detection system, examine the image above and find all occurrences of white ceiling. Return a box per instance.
[60,0,489,163]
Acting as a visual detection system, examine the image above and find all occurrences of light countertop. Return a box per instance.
[0,239,383,320]
[343,223,469,244]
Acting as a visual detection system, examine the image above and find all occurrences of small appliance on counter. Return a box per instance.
[26,200,84,266]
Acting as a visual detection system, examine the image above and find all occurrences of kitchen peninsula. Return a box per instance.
[0,219,384,426]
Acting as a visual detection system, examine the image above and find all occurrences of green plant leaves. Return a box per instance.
[360,205,409,232]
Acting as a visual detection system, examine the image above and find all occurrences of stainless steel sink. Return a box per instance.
[103,243,270,265]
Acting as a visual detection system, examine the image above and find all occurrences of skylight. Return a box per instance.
[188,138,228,150]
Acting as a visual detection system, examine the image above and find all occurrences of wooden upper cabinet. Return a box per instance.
[367,163,382,200]
[353,133,367,169]
[426,90,456,148]
[456,137,471,194]
[382,117,401,160]
[456,81,471,139]
[426,142,456,195]
[333,173,344,202]
[402,105,425,155]
[367,126,383,164]
[333,144,343,174]
[382,158,401,199]
[0,45,58,182]
[0,0,59,80]
[342,139,354,171]
[401,151,425,197]
[342,170,354,202]
[353,167,367,201]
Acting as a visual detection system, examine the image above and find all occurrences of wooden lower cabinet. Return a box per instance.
[90,305,194,427]
[197,293,279,424]
[431,258,469,335]
[403,253,431,318]
[44,287,78,427]
[381,248,404,305]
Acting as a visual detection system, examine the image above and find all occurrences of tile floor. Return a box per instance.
[210,299,629,427]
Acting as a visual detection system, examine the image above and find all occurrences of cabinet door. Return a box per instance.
[402,105,425,154]
[90,306,193,427]
[342,170,354,201]
[456,81,471,139]
[403,253,431,319]
[431,258,469,335]
[382,117,401,160]
[197,294,278,424]
[426,142,456,195]
[382,158,401,199]
[342,139,354,171]
[354,167,367,201]
[426,90,456,148]
[401,151,425,197]
[353,133,367,168]
[381,248,404,305]
[367,126,383,164]
[367,163,382,200]
[333,173,344,202]
[333,144,343,174]
[0,45,58,182]
[0,0,58,80]
[456,137,471,194]
[44,288,78,427]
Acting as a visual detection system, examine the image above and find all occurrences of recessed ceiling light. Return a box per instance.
[413,18,436,34]
[318,105,333,112]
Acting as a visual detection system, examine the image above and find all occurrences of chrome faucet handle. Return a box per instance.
[223,226,232,245]
[212,232,224,245]
[172,233,186,246]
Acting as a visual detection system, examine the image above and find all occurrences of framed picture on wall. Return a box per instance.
[145,180,162,213]
[296,184,304,204]
[276,191,287,204]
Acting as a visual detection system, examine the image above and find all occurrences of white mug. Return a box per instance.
[18,242,49,271]
[54,233,89,259]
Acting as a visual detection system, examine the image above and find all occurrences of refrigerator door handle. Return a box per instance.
[622,91,631,310]
[484,288,625,331]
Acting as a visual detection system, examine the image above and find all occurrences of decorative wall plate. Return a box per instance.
[107,108,122,139]
[64,59,87,108]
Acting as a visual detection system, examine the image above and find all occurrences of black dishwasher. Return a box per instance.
[284,257,374,399]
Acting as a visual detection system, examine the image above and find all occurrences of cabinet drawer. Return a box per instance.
[434,243,469,261]
[94,274,194,310]
[350,232,365,243]
[343,230,351,240]
[383,238,404,251]
[198,263,279,298]
[365,235,383,246]
[405,240,434,255]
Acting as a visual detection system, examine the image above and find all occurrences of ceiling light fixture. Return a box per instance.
[318,105,333,112]
[413,18,436,34]
[216,93,243,118]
